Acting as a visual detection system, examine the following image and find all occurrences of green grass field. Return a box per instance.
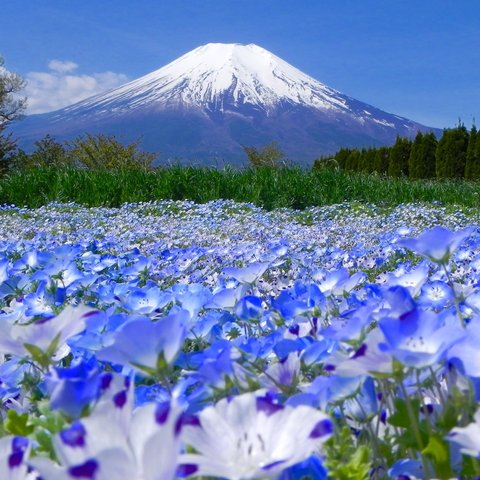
[1,166,480,210]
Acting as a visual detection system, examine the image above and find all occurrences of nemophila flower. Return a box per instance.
[173,284,212,318]
[302,374,364,410]
[387,264,429,296]
[205,286,248,310]
[0,304,93,362]
[122,286,172,314]
[271,291,310,321]
[23,281,55,316]
[0,436,31,480]
[388,459,424,479]
[235,295,263,321]
[447,320,480,378]
[32,388,182,480]
[418,280,453,309]
[46,360,101,418]
[334,329,394,376]
[223,262,269,284]
[277,455,328,480]
[179,390,333,479]
[318,268,365,295]
[397,226,475,264]
[342,376,378,422]
[184,340,240,390]
[96,309,188,373]
[447,409,480,458]
[379,308,465,368]
[261,353,301,390]
[321,304,375,341]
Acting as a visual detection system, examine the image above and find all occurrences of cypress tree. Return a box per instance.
[388,136,411,177]
[345,149,360,171]
[422,132,438,178]
[335,148,351,170]
[409,131,437,179]
[436,125,469,178]
[358,148,369,172]
[465,126,480,180]
[373,147,389,174]
[364,148,377,173]
[409,132,424,179]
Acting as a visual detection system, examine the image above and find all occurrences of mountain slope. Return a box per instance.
[11,43,440,166]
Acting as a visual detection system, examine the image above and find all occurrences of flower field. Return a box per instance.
[0,199,480,479]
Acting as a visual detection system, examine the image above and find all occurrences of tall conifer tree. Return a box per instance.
[436,125,469,178]
[388,136,411,177]
[465,126,480,180]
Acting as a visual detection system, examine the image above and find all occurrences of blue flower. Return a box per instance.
[397,226,474,264]
[47,360,101,418]
[96,309,188,373]
[379,308,465,368]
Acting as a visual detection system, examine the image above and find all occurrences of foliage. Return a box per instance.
[409,131,437,179]
[68,133,157,170]
[0,55,26,173]
[0,55,26,127]
[465,125,480,181]
[9,135,69,171]
[1,165,480,209]
[243,141,286,168]
[388,136,412,177]
[436,125,469,179]
[328,125,480,183]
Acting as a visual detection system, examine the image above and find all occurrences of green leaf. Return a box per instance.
[24,342,50,369]
[388,397,420,428]
[422,433,454,479]
[46,332,62,358]
[4,410,34,436]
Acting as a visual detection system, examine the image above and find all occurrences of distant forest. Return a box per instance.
[315,125,480,180]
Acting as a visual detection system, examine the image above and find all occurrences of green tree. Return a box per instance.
[334,148,351,170]
[465,126,480,181]
[388,136,411,177]
[243,142,285,168]
[68,134,157,170]
[364,147,377,173]
[0,55,27,172]
[372,146,390,174]
[357,148,369,172]
[11,135,70,171]
[409,131,437,179]
[436,125,469,179]
[345,149,360,171]
[32,135,68,166]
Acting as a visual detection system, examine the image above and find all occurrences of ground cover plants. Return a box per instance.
[0,199,480,479]
[1,166,480,210]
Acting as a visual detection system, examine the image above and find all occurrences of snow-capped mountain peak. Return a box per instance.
[67,43,348,114]
[13,42,440,166]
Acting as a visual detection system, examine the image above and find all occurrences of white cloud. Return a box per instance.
[24,61,129,114]
[47,59,79,74]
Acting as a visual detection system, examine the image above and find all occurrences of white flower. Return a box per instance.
[0,305,93,361]
[0,436,30,480]
[447,409,480,458]
[179,390,332,479]
[31,376,182,480]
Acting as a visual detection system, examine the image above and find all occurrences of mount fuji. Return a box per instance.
[12,43,439,166]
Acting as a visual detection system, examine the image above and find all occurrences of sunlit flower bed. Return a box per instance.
[0,199,480,479]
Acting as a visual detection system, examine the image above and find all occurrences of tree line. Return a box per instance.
[314,125,480,180]
[2,54,480,178]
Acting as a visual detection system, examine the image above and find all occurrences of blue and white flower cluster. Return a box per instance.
[0,199,479,479]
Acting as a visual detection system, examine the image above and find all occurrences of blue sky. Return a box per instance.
[2,0,479,128]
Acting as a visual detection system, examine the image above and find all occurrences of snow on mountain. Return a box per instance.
[67,43,348,114]
[11,43,440,165]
